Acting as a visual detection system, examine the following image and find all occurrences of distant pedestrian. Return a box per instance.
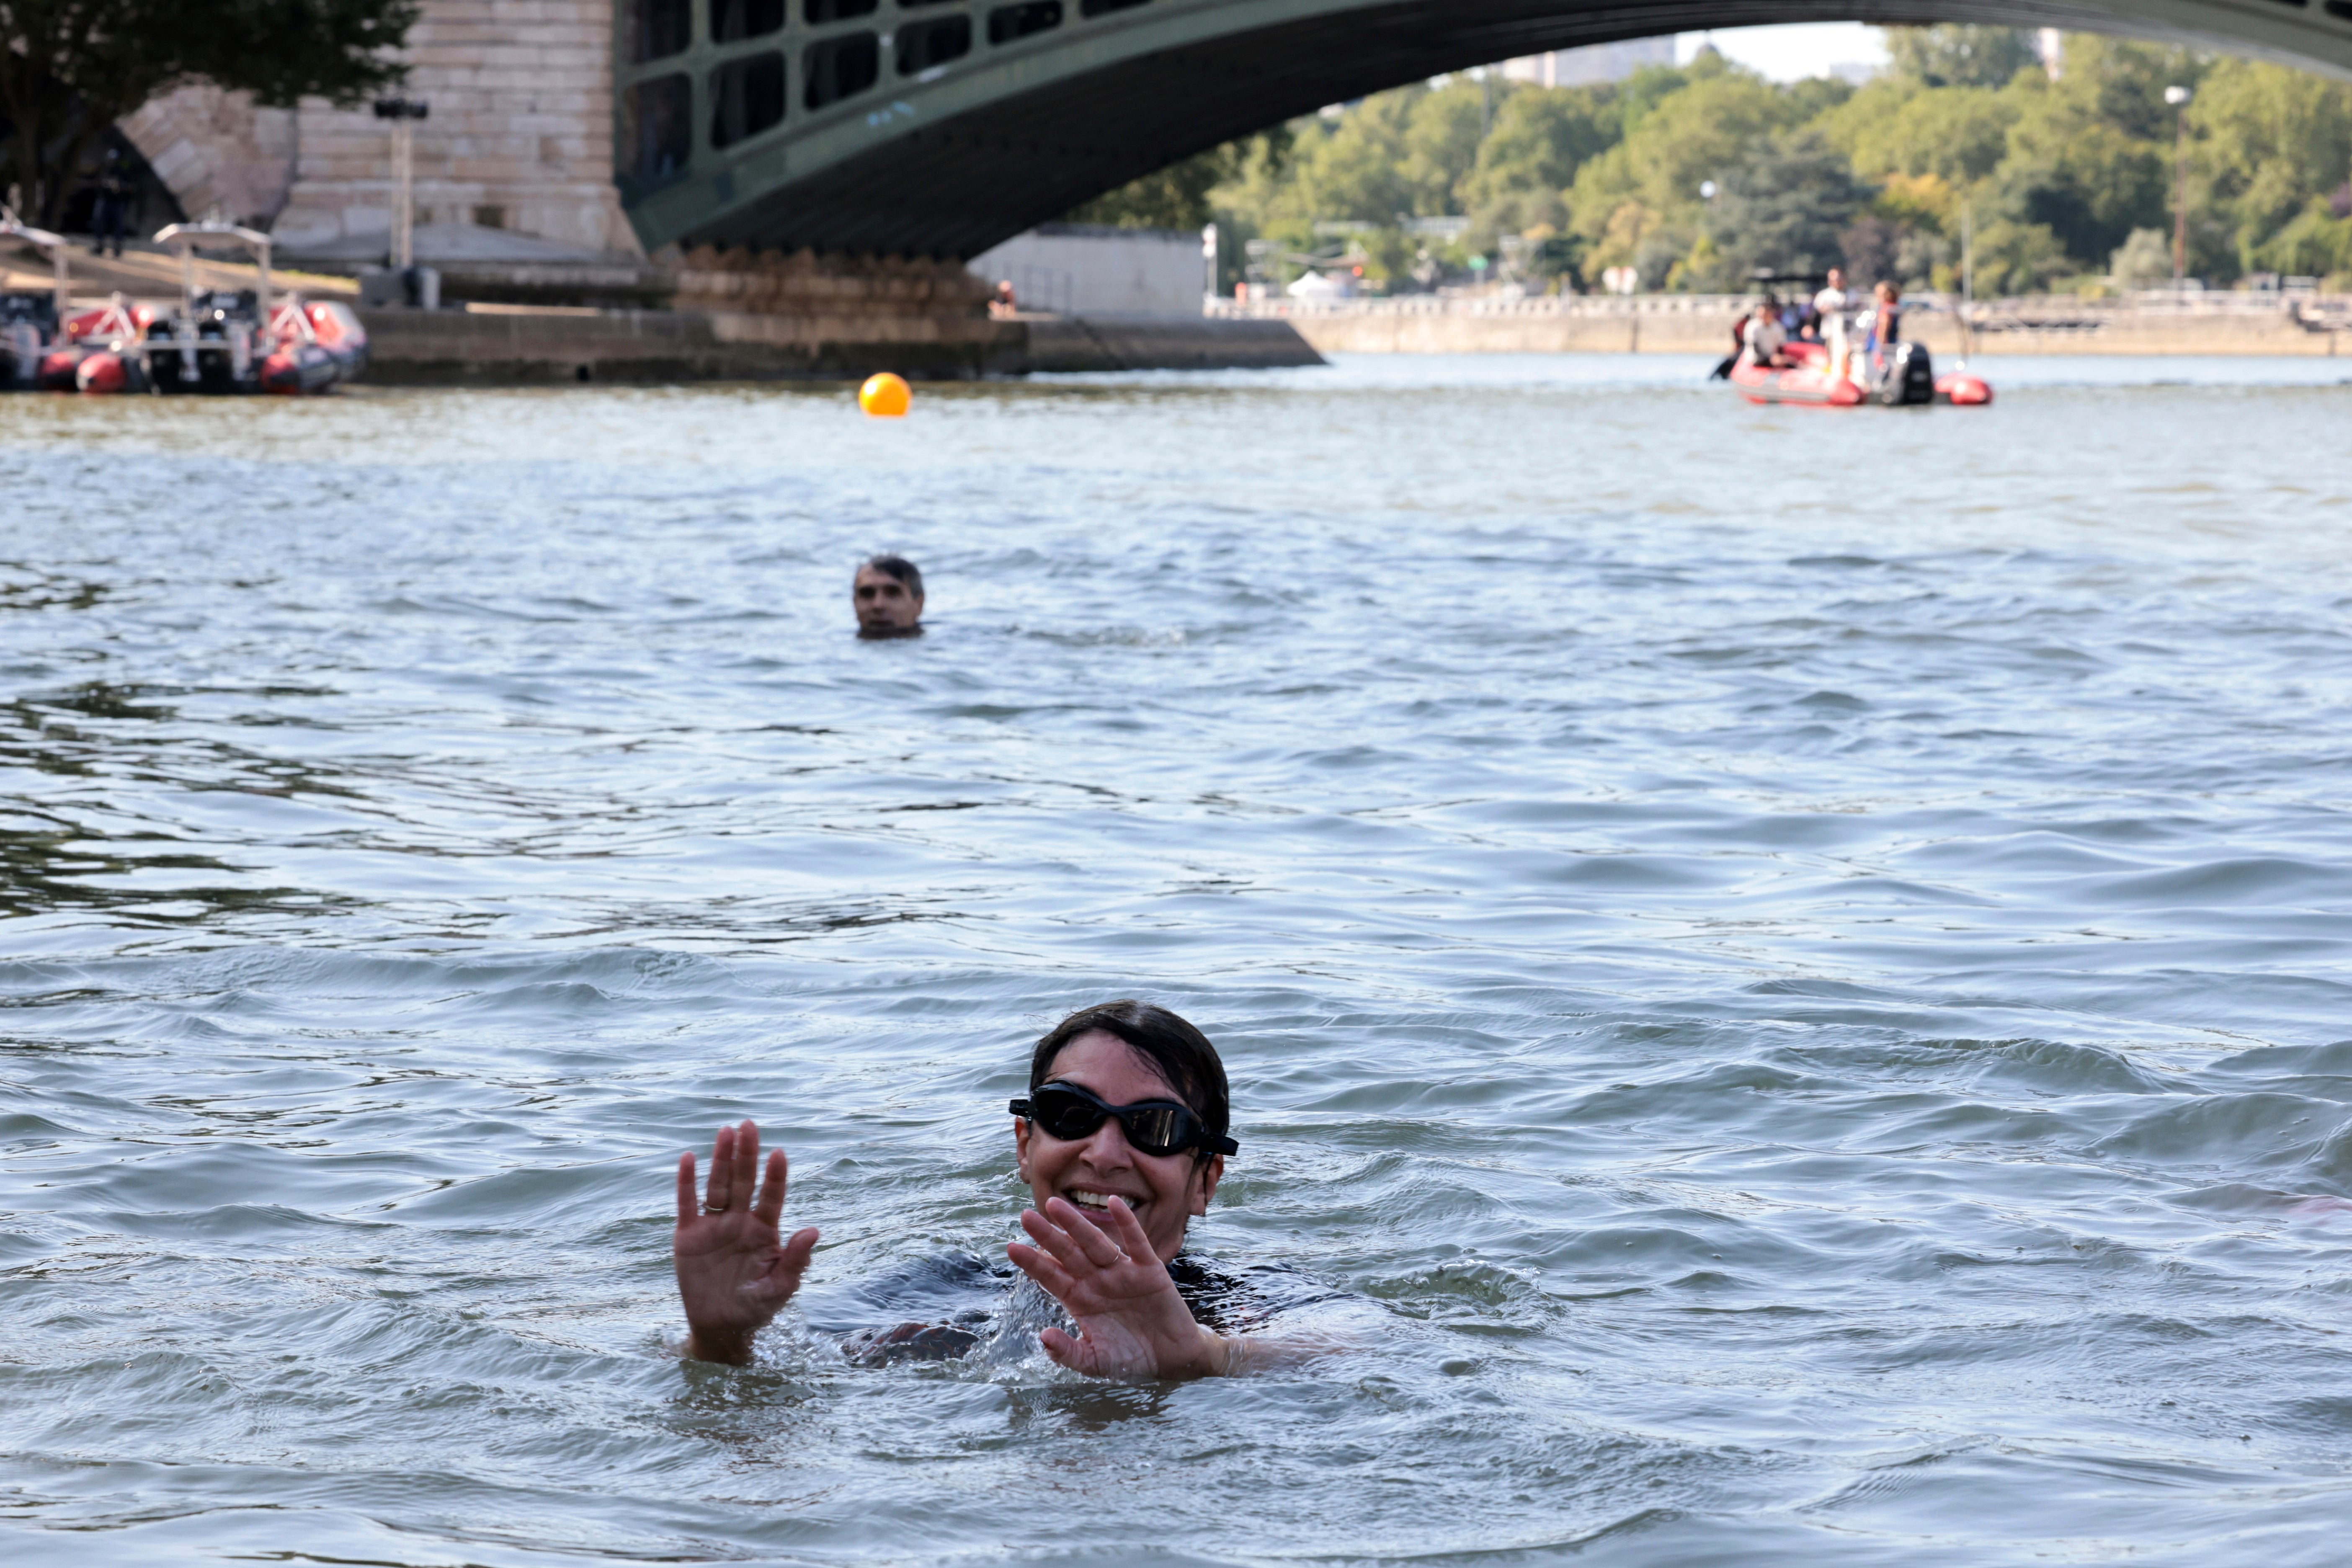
[989,281,1018,319]
[853,554,924,638]
[90,151,129,258]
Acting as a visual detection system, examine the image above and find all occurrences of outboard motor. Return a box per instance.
[1875,340,1937,406]
[150,288,263,393]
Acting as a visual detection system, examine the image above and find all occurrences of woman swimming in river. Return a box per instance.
[673,1000,1316,1378]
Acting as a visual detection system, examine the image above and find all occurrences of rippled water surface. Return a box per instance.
[5,354,2352,1565]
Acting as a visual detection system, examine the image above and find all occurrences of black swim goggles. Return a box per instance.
[1009,1081,1238,1158]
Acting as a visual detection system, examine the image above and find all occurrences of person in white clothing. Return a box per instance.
[1813,267,1852,383]
[1741,299,1792,367]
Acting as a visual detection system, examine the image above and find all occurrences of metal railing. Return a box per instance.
[1204,289,2352,328]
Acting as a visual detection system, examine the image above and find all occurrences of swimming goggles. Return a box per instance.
[1009,1081,1238,1158]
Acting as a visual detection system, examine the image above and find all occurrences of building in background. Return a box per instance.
[2037,27,2067,76]
[1500,36,1676,88]
[968,225,1207,317]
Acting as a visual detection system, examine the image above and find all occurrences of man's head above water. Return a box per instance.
[853,554,924,637]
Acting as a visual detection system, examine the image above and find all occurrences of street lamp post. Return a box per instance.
[2164,85,2192,289]
[373,97,431,272]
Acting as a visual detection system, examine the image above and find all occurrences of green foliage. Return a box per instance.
[2190,56,2352,269]
[1617,70,1807,219]
[1699,129,1873,287]
[2109,227,2173,286]
[1884,25,2040,89]
[1996,106,2167,265]
[1457,85,1617,211]
[1970,217,2070,294]
[1823,80,2016,185]
[1267,85,1484,224]
[2253,198,2352,277]
[0,0,415,224]
[1066,144,1247,232]
[1091,29,2352,297]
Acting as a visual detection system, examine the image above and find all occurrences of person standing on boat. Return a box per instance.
[1861,280,1901,382]
[1813,267,1852,383]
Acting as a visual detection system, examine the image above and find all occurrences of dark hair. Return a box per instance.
[1029,1000,1230,1159]
[862,554,923,598]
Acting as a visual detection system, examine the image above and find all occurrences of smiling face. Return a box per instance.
[1014,1029,1222,1264]
[853,565,923,636]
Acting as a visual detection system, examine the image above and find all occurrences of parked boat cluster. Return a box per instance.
[0,218,366,397]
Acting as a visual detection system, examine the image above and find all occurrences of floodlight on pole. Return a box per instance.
[2164,85,2192,288]
[374,97,430,271]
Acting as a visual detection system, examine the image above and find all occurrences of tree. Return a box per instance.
[2044,34,2202,144]
[1825,81,2016,185]
[1066,143,1248,231]
[1203,26,2352,295]
[1883,25,2040,89]
[2108,227,2170,285]
[1279,91,1417,224]
[1970,217,2068,294]
[1697,128,1874,286]
[0,0,415,227]
[1618,69,1800,218]
[2251,198,2352,279]
[1455,85,1618,212]
[1998,101,2166,266]
[1398,79,1487,217]
[2189,57,2352,270]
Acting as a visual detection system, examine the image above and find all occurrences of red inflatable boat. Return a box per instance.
[1729,337,1991,408]
[16,219,367,396]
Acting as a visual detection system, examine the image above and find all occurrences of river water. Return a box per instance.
[3,354,2351,1565]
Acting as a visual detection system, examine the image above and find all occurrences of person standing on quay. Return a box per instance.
[90,150,130,258]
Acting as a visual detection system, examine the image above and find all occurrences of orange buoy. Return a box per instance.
[858,372,911,418]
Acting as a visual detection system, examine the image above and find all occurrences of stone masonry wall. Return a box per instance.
[669,246,998,322]
[121,87,299,229]
[264,0,638,258]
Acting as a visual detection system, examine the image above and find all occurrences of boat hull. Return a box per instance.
[1730,339,1979,409]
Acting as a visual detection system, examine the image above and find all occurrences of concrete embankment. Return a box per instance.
[355,307,1321,383]
[1020,315,1323,371]
[1276,305,2348,358]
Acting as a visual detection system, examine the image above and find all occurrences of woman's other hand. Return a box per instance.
[1007,1196,1228,1380]
[673,1119,818,1366]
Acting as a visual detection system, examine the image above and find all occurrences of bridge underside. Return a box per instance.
[643,1,2352,260]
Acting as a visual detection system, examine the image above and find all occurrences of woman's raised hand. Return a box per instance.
[673,1119,818,1366]
[1007,1197,1227,1380]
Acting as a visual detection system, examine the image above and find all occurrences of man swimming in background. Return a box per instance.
[671,1001,1337,1378]
[852,555,924,638]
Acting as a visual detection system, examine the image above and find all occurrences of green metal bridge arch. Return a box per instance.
[615,0,2352,259]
